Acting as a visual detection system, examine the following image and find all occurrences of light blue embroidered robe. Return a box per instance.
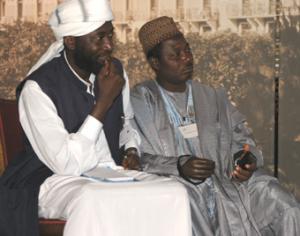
[131,80,300,236]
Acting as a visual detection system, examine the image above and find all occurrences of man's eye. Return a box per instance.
[97,33,113,40]
[184,45,191,53]
[168,54,180,60]
[171,49,181,57]
[97,35,105,40]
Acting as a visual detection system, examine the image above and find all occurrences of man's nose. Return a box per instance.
[102,36,113,52]
[181,51,193,62]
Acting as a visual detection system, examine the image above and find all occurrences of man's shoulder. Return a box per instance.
[192,80,227,97]
[130,80,159,109]
[16,56,67,98]
[131,80,156,96]
[28,56,65,81]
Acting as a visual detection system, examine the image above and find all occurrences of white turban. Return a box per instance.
[27,0,114,75]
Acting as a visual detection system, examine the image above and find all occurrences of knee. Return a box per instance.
[282,206,300,220]
[267,181,299,208]
[75,182,102,209]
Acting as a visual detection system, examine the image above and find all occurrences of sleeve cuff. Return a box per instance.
[78,115,103,142]
[125,140,140,156]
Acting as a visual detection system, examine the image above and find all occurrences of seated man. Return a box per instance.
[131,16,300,236]
[0,3,191,236]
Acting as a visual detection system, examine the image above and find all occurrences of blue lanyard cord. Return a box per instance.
[186,84,195,124]
[157,81,194,126]
[156,81,196,156]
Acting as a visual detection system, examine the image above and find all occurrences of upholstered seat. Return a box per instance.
[0,98,65,236]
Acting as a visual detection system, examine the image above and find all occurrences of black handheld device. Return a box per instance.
[233,150,256,169]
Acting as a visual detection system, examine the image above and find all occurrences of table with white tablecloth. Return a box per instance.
[38,169,192,236]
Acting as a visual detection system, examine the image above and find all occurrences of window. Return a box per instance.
[151,0,158,10]
[203,0,211,17]
[267,21,275,32]
[126,0,130,11]
[240,22,251,34]
[18,0,23,20]
[37,0,42,17]
[0,0,5,19]
[203,26,212,33]
[204,0,211,11]
[177,0,183,9]
[269,0,276,15]
[242,0,251,16]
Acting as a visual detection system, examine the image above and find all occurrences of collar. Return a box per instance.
[64,51,95,95]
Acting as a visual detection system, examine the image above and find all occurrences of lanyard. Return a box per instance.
[156,81,196,156]
[157,81,195,127]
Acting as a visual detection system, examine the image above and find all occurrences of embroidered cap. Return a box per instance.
[138,16,182,56]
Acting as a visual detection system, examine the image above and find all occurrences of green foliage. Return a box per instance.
[280,14,300,78]
[113,39,154,87]
[186,31,274,101]
[0,22,275,101]
[115,31,275,105]
[0,21,54,97]
[276,14,300,191]
[0,21,275,101]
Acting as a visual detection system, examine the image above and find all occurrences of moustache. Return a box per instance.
[182,65,193,74]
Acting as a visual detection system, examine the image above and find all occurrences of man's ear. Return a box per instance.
[148,57,159,72]
[63,36,76,50]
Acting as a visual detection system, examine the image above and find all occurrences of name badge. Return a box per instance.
[178,123,198,139]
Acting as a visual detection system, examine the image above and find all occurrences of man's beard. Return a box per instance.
[73,50,104,75]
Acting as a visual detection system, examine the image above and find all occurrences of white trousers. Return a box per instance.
[38,170,192,236]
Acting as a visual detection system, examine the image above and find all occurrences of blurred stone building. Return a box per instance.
[0,0,63,23]
[0,0,299,42]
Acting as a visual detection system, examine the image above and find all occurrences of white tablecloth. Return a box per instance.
[39,170,192,236]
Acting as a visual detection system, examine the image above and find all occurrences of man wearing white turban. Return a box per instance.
[27,0,115,75]
[0,1,192,236]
